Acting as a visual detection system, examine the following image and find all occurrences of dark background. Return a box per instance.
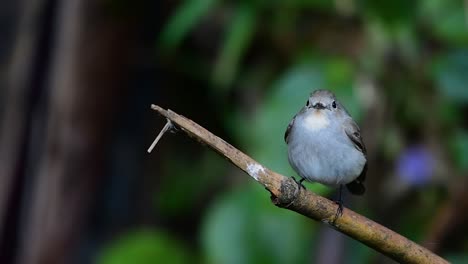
[1,0,468,263]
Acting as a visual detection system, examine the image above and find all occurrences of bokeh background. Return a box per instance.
[1,0,468,263]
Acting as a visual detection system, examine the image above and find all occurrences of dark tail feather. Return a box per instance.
[346,180,365,195]
[347,163,367,195]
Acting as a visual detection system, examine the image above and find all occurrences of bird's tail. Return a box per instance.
[346,180,365,195]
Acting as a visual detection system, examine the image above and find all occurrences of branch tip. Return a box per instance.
[147,119,172,153]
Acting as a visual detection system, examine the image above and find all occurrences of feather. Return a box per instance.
[344,118,367,195]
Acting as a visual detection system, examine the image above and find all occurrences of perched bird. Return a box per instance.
[285,89,367,216]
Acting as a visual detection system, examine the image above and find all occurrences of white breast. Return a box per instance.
[303,111,329,131]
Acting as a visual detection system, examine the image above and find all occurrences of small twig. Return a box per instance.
[148,104,448,264]
[147,119,172,153]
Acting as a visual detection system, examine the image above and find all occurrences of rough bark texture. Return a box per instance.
[150,104,448,264]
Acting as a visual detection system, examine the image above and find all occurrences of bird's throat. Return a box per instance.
[303,111,329,131]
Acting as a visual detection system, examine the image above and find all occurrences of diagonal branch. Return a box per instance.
[149,104,448,264]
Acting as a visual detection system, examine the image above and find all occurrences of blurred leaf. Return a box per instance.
[277,0,334,10]
[325,58,353,88]
[157,151,225,216]
[450,130,468,171]
[360,0,418,26]
[419,0,468,44]
[394,26,419,64]
[98,230,192,264]
[388,189,443,246]
[361,20,392,74]
[213,4,256,89]
[445,254,468,264]
[433,50,468,103]
[201,183,315,264]
[159,0,218,49]
[346,234,375,263]
[437,99,462,126]
[382,126,404,160]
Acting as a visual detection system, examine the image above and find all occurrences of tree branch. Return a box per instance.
[149,104,448,264]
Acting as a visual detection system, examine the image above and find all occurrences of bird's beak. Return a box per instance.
[312,102,326,110]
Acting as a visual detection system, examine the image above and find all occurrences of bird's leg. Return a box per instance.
[291,176,306,190]
[333,185,344,223]
[283,176,305,208]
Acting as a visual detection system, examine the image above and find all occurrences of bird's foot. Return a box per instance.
[291,176,306,190]
[284,177,306,208]
[331,185,344,223]
[332,199,344,224]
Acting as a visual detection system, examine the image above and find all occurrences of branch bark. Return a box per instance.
[149,104,448,264]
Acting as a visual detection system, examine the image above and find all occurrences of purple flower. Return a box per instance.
[396,145,434,186]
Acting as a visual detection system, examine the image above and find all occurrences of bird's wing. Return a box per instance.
[284,116,295,144]
[285,107,308,143]
[344,118,367,156]
[344,118,367,195]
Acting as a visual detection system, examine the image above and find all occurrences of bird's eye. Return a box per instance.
[306,100,310,107]
[332,101,337,108]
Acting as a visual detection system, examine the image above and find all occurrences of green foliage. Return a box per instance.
[419,0,468,44]
[201,183,315,264]
[436,99,462,126]
[212,4,256,89]
[360,0,418,26]
[445,254,468,264]
[153,0,468,262]
[98,230,193,264]
[433,50,468,103]
[157,151,226,216]
[159,0,219,49]
[346,236,374,263]
[451,131,468,172]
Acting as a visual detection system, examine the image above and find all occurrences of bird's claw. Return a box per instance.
[284,177,306,208]
[332,200,344,223]
[291,176,306,190]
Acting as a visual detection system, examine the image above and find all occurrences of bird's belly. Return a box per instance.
[288,131,366,186]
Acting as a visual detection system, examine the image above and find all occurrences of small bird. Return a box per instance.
[285,89,367,216]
